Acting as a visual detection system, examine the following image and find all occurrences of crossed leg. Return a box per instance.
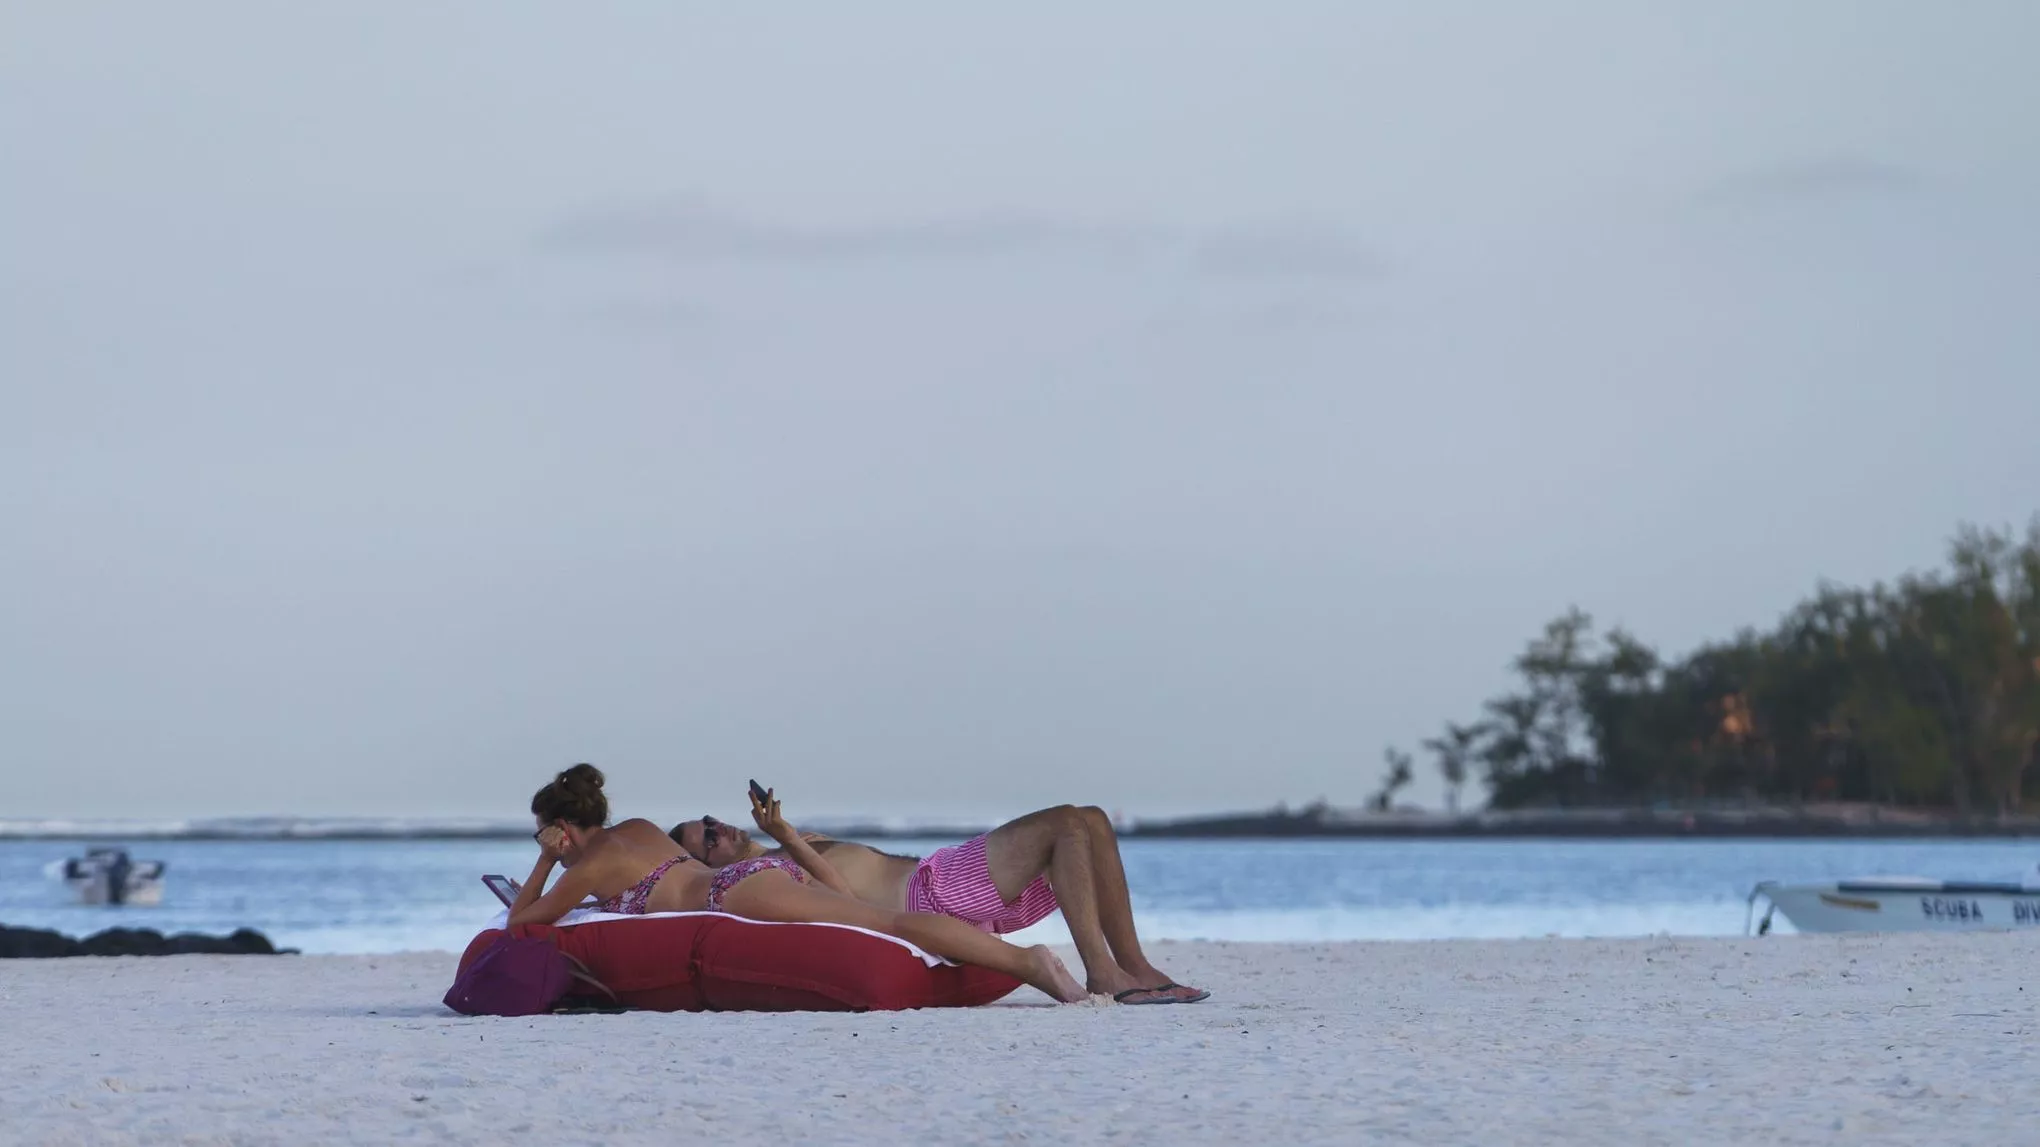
[981,804,1203,1002]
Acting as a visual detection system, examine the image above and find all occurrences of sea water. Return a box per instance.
[4,836,2038,955]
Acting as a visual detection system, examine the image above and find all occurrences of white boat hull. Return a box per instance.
[66,875,166,907]
[47,849,168,907]
[1752,878,2040,934]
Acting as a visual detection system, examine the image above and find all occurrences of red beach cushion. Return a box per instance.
[452,913,1022,1013]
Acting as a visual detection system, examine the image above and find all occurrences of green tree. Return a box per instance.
[1423,721,1487,814]
[1433,517,2040,814]
[1370,746,1415,813]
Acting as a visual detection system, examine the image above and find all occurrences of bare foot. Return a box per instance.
[1025,945,1088,1003]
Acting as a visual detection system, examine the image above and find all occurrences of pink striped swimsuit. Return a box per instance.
[904,833,1059,934]
[706,856,810,913]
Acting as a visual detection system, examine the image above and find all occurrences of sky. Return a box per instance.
[4,2,2038,825]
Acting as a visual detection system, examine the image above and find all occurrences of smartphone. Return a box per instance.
[749,779,770,804]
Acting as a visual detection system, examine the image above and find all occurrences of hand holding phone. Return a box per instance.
[748,780,790,841]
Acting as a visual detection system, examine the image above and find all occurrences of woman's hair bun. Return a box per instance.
[531,762,609,828]
[557,763,605,792]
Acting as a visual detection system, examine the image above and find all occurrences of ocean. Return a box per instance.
[6,836,2040,955]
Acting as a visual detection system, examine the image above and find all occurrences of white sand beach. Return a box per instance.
[6,932,2036,1146]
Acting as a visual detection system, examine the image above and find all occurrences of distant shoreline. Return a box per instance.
[8,806,2040,842]
[1117,812,2040,840]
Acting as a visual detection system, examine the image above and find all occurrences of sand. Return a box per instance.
[5,932,2036,1146]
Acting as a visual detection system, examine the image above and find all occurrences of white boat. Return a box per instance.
[45,847,168,906]
[1747,870,2040,934]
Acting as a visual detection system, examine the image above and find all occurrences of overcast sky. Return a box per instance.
[5,2,2037,825]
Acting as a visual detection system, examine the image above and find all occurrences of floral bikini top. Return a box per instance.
[595,856,687,915]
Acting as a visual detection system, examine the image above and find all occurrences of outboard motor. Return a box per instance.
[107,851,133,906]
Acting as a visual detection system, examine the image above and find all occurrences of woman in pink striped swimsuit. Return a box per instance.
[506,765,1089,1003]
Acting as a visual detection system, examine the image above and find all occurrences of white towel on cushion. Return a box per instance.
[483,908,956,968]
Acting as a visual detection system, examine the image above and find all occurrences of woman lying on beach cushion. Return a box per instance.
[509,764,1088,1003]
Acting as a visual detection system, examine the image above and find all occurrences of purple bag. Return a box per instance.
[442,934,615,1017]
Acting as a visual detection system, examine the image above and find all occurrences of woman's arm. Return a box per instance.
[506,828,603,927]
[507,861,602,928]
[751,790,855,898]
[506,830,564,920]
[506,855,554,921]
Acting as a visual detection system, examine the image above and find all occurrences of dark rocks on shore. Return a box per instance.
[0,923,298,958]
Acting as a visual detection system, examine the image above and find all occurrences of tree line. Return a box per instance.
[1372,520,2040,815]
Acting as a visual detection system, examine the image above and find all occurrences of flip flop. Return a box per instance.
[1111,987,1178,1005]
[1156,982,1211,1004]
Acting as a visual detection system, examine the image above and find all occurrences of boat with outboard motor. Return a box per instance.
[1747,867,2040,934]
[43,847,168,906]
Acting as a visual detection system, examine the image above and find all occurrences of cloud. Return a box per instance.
[570,297,712,338]
[1697,157,1927,207]
[1143,296,1372,337]
[537,199,1161,264]
[535,200,1396,283]
[575,297,708,325]
[1190,222,1392,281]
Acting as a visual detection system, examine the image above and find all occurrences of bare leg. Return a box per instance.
[982,806,1147,997]
[1076,806,1203,1000]
[719,869,1087,1003]
[1073,806,1163,981]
